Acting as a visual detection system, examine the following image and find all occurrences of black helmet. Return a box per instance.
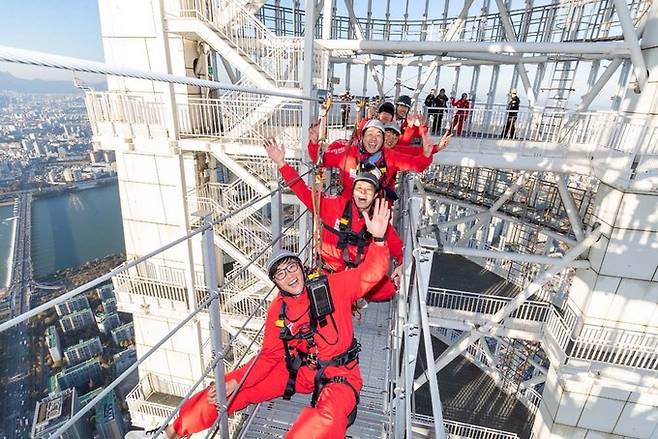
[378,102,395,117]
[396,95,412,108]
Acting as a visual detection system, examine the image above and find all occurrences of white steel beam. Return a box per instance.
[343,0,384,97]
[299,0,317,264]
[518,373,547,389]
[493,0,536,107]
[612,0,649,90]
[416,248,447,439]
[333,51,624,67]
[577,58,623,112]
[414,225,603,386]
[425,194,578,247]
[556,175,585,241]
[316,40,630,56]
[455,171,531,246]
[445,0,476,41]
[418,242,591,268]
[435,211,489,229]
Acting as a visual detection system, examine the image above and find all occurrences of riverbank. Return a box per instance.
[0,204,17,289]
[0,176,118,203]
[31,254,126,307]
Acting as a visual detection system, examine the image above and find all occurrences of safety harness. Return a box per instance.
[358,150,399,202]
[322,200,371,268]
[277,300,361,425]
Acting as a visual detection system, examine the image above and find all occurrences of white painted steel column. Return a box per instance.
[404,197,423,439]
[416,248,447,439]
[202,216,230,439]
[299,0,317,264]
[576,58,623,112]
[556,175,585,241]
[493,0,536,107]
[613,0,649,90]
[271,182,282,251]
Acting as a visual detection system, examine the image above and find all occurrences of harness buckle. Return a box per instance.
[306,352,319,368]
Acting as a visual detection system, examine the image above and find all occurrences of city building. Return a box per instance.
[32,140,45,157]
[31,388,90,439]
[101,297,117,314]
[95,311,121,333]
[47,169,58,184]
[63,337,102,366]
[62,168,74,182]
[78,386,103,408]
[89,150,103,163]
[54,357,102,391]
[46,325,62,363]
[55,295,90,317]
[112,347,137,376]
[97,284,115,301]
[110,322,134,345]
[59,308,95,333]
[95,390,126,439]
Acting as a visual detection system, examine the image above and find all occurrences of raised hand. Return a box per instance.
[436,130,452,152]
[264,137,286,167]
[367,104,378,119]
[362,198,390,240]
[308,120,320,144]
[391,265,403,288]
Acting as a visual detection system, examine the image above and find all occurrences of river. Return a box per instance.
[0,183,125,286]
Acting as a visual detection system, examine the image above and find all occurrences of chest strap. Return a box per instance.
[322,200,370,268]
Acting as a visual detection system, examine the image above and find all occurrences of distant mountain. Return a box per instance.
[0,71,107,94]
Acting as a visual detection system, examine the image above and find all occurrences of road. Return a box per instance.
[2,193,37,439]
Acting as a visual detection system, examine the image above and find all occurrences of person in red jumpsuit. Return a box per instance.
[308,119,435,202]
[450,93,470,136]
[355,101,395,141]
[265,137,403,300]
[125,201,392,439]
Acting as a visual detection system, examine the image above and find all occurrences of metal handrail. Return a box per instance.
[150,212,311,439]
[426,287,658,371]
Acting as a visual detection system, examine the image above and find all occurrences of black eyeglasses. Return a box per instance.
[273,263,300,281]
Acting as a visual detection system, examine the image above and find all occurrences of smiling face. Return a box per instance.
[396,104,409,119]
[378,112,393,123]
[362,127,384,154]
[384,130,400,148]
[353,181,377,210]
[272,258,305,296]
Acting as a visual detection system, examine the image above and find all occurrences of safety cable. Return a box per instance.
[149,225,313,439]
[0,45,316,102]
[0,167,313,334]
[203,236,315,439]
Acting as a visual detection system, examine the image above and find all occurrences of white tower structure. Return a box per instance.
[73,0,658,437]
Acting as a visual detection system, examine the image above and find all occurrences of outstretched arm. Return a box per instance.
[265,138,316,212]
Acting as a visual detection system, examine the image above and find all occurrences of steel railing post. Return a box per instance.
[202,214,231,439]
[271,181,283,251]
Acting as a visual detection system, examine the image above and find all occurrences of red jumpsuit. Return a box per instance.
[171,244,391,438]
[280,163,402,301]
[308,139,432,201]
[450,97,470,135]
[398,122,426,145]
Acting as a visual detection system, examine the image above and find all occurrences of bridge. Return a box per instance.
[2,192,36,439]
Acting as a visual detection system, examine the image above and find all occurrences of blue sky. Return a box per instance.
[0,0,619,109]
[0,0,103,80]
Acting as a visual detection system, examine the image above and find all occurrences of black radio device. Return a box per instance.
[306,273,334,327]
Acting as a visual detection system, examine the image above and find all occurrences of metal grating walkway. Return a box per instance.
[239,302,391,438]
